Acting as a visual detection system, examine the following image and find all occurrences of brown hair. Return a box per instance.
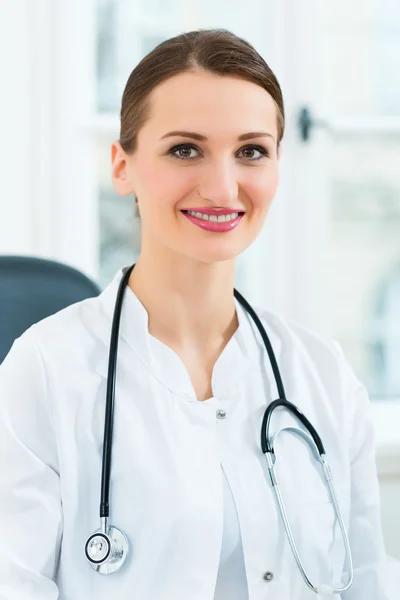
[119,29,285,153]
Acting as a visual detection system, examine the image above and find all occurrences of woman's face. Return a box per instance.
[112,70,281,264]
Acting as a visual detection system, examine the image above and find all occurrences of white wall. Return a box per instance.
[379,464,400,560]
[0,1,35,254]
[0,0,99,279]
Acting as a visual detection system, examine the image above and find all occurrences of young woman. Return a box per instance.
[0,29,393,599]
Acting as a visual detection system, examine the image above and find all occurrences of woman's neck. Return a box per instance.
[128,251,238,353]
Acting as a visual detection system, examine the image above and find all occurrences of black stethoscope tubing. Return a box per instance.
[99,263,325,521]
[87,263,354,594]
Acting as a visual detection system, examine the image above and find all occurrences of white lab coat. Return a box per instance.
[0,267,394,599]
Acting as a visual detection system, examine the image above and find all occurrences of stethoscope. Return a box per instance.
[84,263,354,595]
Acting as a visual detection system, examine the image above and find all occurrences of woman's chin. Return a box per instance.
[182,242,248,265]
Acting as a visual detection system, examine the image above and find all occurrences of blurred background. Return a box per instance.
[0,0,400,558]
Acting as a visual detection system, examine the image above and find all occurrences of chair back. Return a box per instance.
[0,256,100,363]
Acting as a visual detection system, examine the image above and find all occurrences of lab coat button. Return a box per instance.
[216,409,227,419]
[263,571,274,582]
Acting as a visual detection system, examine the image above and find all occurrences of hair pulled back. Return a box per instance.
[119,29,285,153]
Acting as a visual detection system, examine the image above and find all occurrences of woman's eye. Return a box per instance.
[168,144,200,160]
[237,145,268,161]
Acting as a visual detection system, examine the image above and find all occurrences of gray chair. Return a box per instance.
[0,256,101,364]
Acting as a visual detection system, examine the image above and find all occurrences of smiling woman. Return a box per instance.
[0,26,394,600]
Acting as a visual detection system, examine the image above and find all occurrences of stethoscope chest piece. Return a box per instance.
[85,524,129,574]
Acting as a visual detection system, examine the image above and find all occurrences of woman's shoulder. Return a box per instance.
[249,303,343,362]
[25,292,104,346]
[2,291,108,379]
[251,305,369,439]
[247,303,366,395]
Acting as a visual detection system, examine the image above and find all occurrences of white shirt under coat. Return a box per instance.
[0,267,394,599]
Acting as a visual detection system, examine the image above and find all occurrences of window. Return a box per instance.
[320,0,400,398]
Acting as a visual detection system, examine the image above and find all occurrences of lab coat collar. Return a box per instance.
[96,267,253,402]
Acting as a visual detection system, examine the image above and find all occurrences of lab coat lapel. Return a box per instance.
[94,269,194,398]
[95,268,253,402]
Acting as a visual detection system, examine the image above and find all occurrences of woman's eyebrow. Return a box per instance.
[159,130,275,142]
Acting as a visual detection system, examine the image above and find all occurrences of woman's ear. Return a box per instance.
[111,141,135,196]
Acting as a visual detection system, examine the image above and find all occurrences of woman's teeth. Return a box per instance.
[185,210,240,222]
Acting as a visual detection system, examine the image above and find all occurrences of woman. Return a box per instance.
[0,29,393,599]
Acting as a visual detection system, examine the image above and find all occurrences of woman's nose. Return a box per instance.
[197,161,239,207]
